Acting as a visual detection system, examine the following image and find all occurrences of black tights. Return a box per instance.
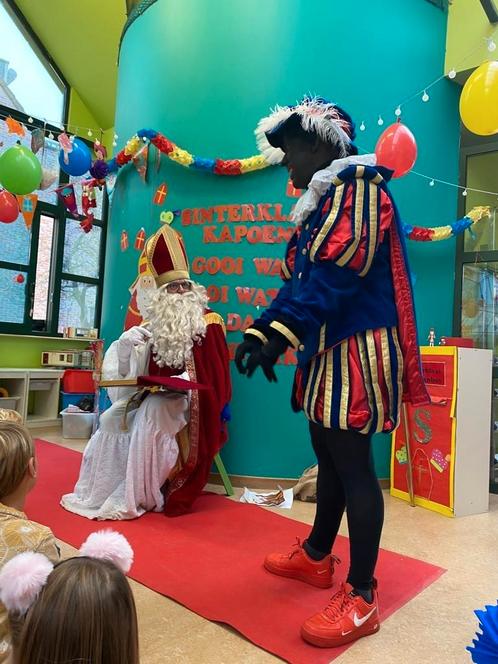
[306,422,384,590]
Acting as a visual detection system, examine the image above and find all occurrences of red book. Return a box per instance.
[137,375,209,391]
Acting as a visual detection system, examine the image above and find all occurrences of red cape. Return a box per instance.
[147,312,231,516]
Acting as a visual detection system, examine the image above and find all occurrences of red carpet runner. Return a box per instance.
[27,440,445,664]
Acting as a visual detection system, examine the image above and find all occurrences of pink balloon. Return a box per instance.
[0,190,19,223]
[375,122,417,178]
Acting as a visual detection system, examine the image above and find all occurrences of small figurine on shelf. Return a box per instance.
[428,328,436,347]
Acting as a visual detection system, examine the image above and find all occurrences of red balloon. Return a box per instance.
[375,122,417,178]
[14,273,25,284]
[0,190,19,223]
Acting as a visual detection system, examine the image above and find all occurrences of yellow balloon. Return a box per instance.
[460,60,498,135]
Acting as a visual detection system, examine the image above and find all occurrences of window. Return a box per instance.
[0,0,107,337]
[0,1,65,123]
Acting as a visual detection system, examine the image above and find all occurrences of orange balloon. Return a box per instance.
[375,122,417,178]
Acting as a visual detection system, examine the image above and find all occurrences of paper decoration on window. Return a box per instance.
[15,194,38,230]
[153,182,168,205]
[134,227,146,250]
[58,132,73,164]
[132,144,148,182]
[14,273,25,284]
[81,181,97,216]
[56,184,79,217]
[120,230,129,251]
[80,217,93,234]
[5,116,25,137]
[31,128,45,155]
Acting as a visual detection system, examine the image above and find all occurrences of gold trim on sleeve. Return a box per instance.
[269,321,300,349]
[245,328,269,345]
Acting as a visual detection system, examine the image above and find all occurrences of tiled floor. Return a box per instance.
[32,427,497,663]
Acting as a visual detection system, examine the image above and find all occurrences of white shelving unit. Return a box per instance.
[0,368,64,428]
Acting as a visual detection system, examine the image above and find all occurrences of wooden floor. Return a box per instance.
[33,426,498,664]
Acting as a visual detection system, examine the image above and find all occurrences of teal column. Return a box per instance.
[105,0,460,479]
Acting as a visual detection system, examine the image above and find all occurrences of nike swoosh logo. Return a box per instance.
[353,607,376,627]
[316,569,329,574]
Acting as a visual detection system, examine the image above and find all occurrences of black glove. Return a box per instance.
[246,333,289,382]
[235,336,262,375]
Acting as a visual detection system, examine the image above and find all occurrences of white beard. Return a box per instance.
[144,283,208,370]
[135,275,157,319]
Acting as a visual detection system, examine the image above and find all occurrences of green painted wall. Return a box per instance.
[103,0,460,479]
[68,89,114,157]
[446,0,495,75]
[0,336,89,369]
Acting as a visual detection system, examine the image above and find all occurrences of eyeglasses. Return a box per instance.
[166,280,192,293]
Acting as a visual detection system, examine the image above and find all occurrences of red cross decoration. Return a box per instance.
[153,182,168,205]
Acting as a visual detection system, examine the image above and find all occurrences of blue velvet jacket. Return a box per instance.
[246,164,428,407]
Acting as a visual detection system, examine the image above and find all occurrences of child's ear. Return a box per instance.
[27,457,37,479]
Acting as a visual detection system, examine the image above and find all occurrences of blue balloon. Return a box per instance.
[58,138,92,176]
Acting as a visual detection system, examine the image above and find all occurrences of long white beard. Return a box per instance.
[144,283,208,369]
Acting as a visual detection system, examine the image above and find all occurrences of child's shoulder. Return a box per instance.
[0,510,58,564]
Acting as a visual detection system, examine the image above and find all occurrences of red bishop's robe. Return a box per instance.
[147,311,231,516]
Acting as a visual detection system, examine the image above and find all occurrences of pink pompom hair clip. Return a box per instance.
[0,530,133,614]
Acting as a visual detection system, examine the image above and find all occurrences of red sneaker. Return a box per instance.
[264,538,339,588]
[301,581,380,647]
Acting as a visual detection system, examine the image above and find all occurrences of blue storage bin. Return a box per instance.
[60,392,94,410]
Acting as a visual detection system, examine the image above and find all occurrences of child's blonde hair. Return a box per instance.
[0,422,34,499]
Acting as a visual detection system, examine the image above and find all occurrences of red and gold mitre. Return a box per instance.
[146,225,189,287]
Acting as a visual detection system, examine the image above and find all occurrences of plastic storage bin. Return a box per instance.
[60,408,94,439]
[62,370,94,393]
[60,392,94,410]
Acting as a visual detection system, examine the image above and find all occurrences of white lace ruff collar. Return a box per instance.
[290,154,377,226]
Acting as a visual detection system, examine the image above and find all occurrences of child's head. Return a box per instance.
[0,421,36,502]
[0,530,138,664]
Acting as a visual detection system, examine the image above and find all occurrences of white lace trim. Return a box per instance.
[291,154,377,226]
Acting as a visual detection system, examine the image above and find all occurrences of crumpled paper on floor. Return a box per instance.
[240,487,293,509]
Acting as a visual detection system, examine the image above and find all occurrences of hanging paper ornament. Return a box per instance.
[153,183,168,205]
[120,230,129,251]
[14,273,25,284]
[134,227,146,250]
[58,137,92,176]
[375,122,417,178]
[132,144,149,182]
[0,190,19,223]
[0,145,42,195]
[89,159,110,180]
[80,215,93,234]
[40,165,58,190]
[94,141,107,160]
[5,116,25,137]
[81,180,97,217]
[56,184,79,217]
[15,194,38,230]
[31,128,45,154]
[460,60,498,135]
[57,132,73,164]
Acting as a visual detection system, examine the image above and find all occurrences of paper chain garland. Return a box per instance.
[101,130,492,244]
[106,129,271,176]
[402,206,490,242]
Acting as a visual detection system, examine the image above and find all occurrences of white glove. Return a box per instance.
[117,326,152,376]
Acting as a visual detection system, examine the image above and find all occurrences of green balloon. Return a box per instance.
[0,144,42,195]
